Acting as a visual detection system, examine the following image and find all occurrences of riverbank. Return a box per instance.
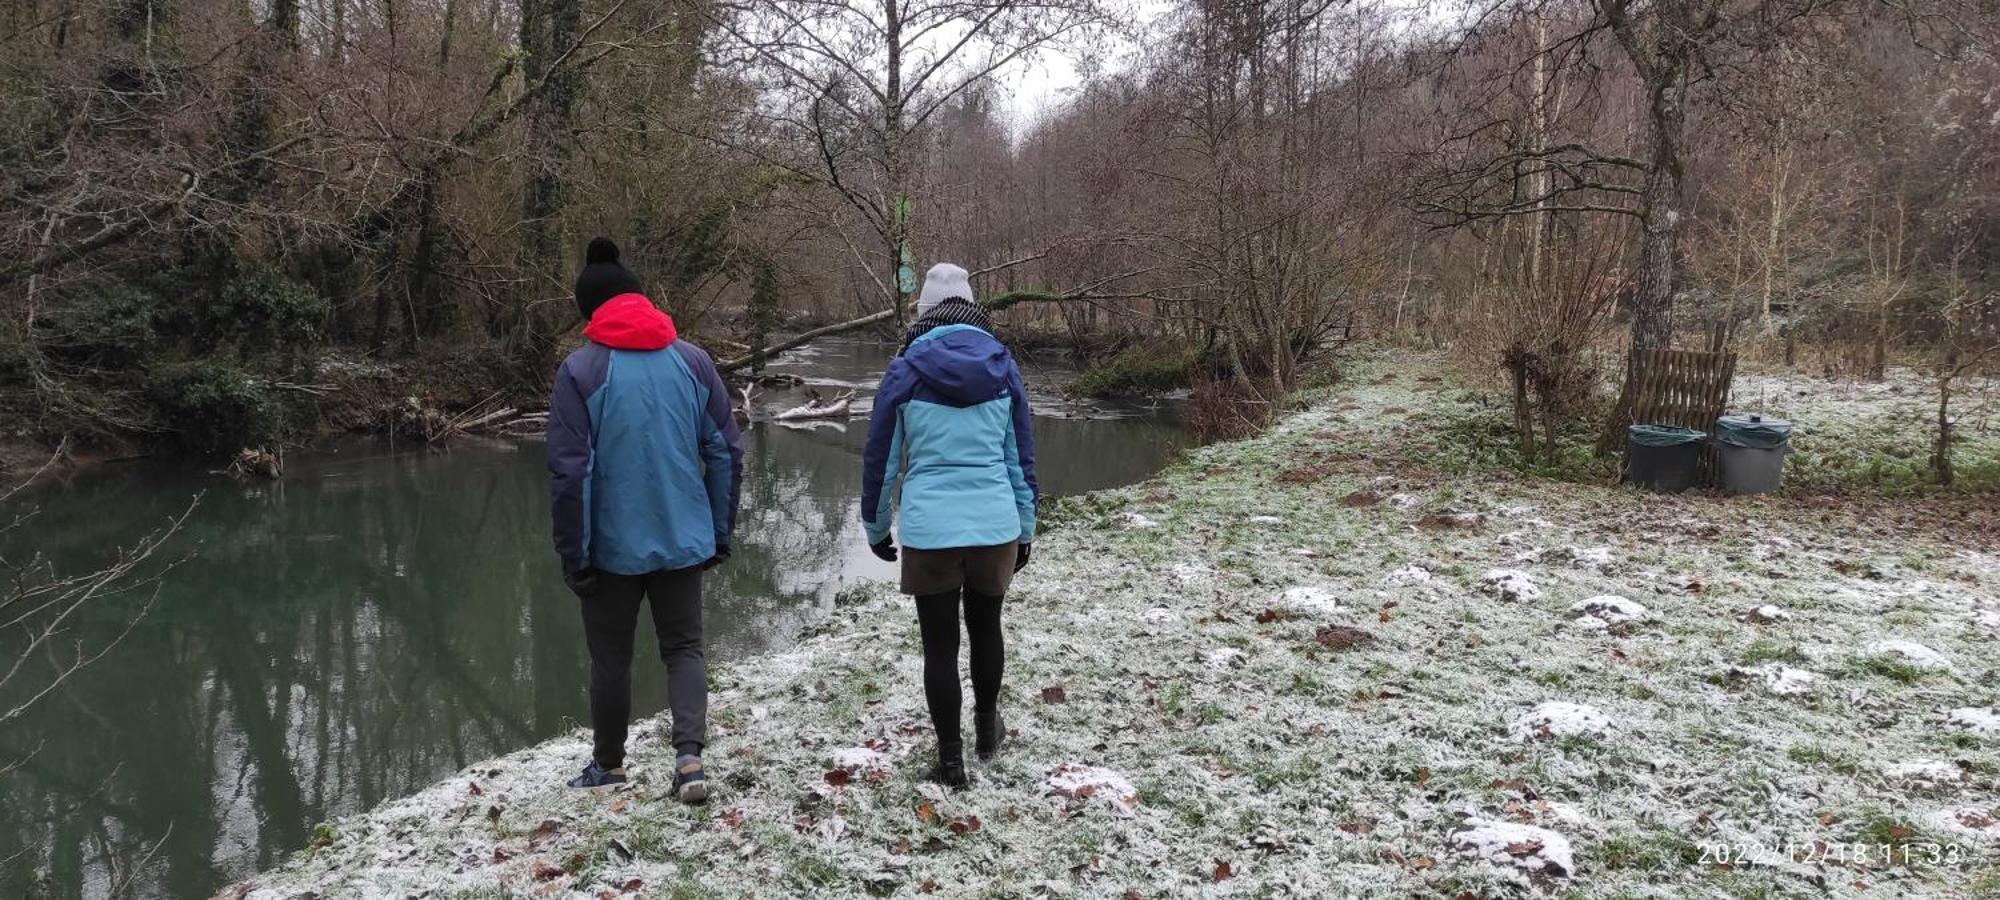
[228,353,1998,899]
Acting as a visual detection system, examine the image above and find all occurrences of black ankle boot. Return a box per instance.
[930,743,969,788]
[974,708,1004,761]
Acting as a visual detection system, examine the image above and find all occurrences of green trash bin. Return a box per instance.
[1714,414,1792,495]
[1624,424,1705,493]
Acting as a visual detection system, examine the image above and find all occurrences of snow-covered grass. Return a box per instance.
[231,356,2000,899]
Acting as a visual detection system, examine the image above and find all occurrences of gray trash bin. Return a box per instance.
[1714,414,1792,495]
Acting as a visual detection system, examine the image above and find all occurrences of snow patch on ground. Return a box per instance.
[1247,515,1284,526]
[1740,604,1790,624]
[1734,664,1820,696]
[1511,701,1612,740]
[1046,765,1139,816]
[1947,707,2000,736]
[1122,512,1159,529]
[1881,759,1961,788]
[1278,586,1342,615]
[1857,639,1952,671]
[1567,595,1649,629]
[1930,807,2000,841]
[1481,568,1542,601]
[1450,819,1575,877]
[1386,564,1432,584]
[829,747,890,774]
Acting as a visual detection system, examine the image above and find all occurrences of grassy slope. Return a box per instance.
[233,354,2000,900]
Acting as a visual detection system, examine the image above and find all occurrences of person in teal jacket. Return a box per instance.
[548,237,742,800]
[861,263,1037,787]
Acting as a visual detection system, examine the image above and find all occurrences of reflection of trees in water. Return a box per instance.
[0,449,574,898]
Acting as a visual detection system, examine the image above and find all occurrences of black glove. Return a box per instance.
[564,567,600,600]
[1013,543,1032,573]
[870,537,898,562]
[702,543,732,571]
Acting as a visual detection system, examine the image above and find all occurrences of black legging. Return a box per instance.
[915,587,1004,750]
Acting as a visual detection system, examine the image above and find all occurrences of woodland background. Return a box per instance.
[0,0,1994,478]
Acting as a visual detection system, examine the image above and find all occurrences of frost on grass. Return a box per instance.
[1511,701,1611,741]
[1450,819,1575,878]
[1567,595,1648,629]
[231,355,2000,899]
[1481,568,1542,601]
[1857,639,1952,672]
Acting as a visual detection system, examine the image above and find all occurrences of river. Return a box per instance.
[0,340,1184,899]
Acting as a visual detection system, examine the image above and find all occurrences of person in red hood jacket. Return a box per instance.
[547,237,743,801]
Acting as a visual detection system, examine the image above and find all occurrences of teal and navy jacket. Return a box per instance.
[862,323,1038,550]
[547,294,743,575]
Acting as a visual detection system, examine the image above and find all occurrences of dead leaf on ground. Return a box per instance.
[1042,686,1068,704]
[1504,839,1545,857]
[1212,859,1234,882]
[1255,608,1297,624]
[916,801,940,827]
[824,768,854,787]
[948,815,982,834]
[531,861,565,881]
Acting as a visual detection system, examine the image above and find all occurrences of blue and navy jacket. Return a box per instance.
[547,294,744,576]
[862,323,1038,550]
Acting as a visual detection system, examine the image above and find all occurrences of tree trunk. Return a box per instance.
[1630,69,1687,353]
[515,0,581,366]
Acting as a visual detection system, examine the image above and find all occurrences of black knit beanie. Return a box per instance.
[574,237,644,319]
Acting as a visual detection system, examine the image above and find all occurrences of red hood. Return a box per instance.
[584,294,678,350]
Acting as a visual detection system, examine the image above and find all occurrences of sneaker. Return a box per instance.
[974,708,1005,761]
[567,761,628,789]
[673,755,710,804]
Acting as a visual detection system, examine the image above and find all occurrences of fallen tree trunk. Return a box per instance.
[773,391,856,421]
[717,275,1147,373]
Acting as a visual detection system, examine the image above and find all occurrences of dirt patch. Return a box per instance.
[1276,465,1331,485]
[1315,625,1375,651]
[1340,489,1383,507]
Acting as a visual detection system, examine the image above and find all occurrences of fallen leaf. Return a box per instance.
[948,815,982,834]
[468,782,484,796]
[1466,633,1483,648]
[619,878,643,893]
[1212,859,1234,882]
[824,768,854,787]
[1042,686,1068,704]
[1255,608,1297,624]
[916,801,940,827]
[1337,820,1375,834]
[531,861,565,881]
[1504,839,1545,856]
[1410,855,1437,870]
[719,807,747,829]
[610,797,629,813]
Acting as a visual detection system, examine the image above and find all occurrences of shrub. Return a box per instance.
[148,361,294,455]
[1071,342,1198,398]
[32,281,160,370]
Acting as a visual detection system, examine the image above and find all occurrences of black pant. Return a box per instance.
[580,567,706,770]
[915,586,1004,751]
